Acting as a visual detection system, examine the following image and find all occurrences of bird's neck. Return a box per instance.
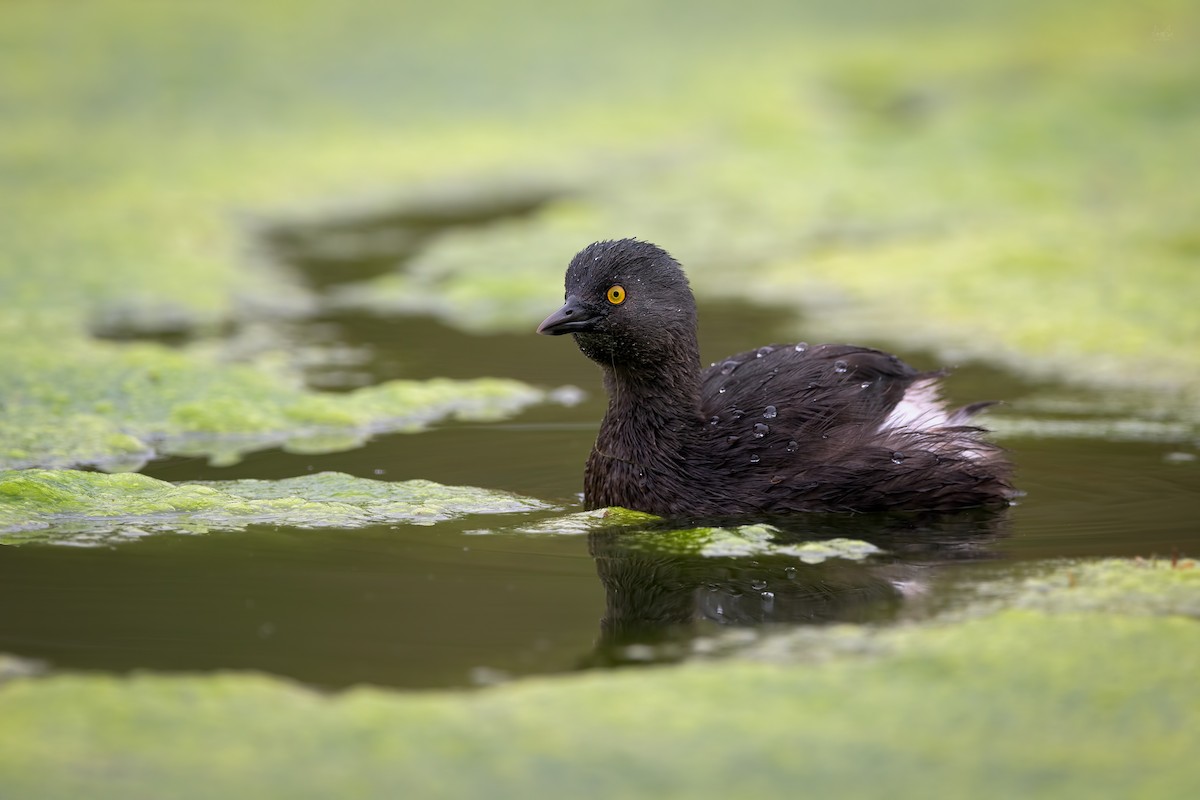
[585,341,705,512]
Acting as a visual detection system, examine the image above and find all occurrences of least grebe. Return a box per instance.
[538,239,1014,515]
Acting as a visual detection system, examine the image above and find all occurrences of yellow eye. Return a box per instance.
[606,285,626,305]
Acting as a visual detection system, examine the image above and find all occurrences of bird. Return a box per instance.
[537,238,1014,517]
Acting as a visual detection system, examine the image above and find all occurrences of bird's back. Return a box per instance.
[697,343,1013,513]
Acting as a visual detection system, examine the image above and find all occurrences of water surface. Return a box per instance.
[2,301,1196,690]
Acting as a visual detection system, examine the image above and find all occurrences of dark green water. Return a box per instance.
[1,301,1196,691]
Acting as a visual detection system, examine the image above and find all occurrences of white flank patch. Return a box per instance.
[879,377,985,459]
[879,378,950,432]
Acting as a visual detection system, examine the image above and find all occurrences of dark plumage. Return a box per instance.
[538,239,1015,516]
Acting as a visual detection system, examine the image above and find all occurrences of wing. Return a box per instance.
[697,343,1010,512]
[700,342,923,446]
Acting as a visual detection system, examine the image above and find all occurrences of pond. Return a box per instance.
[1,297,1195,691]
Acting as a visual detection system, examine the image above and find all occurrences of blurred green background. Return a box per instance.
[2,2,1200,796]
[2,0,1198,469]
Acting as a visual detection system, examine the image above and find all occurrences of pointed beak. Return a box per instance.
[537,295,600,335]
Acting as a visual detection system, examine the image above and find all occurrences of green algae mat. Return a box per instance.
[0,470,551,545]
[0,339,548,470]
[0,471,879,560]
[490,509,887,561]
[1,559,1197,798]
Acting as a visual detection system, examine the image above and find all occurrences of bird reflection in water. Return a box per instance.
[584,509,1010,667]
